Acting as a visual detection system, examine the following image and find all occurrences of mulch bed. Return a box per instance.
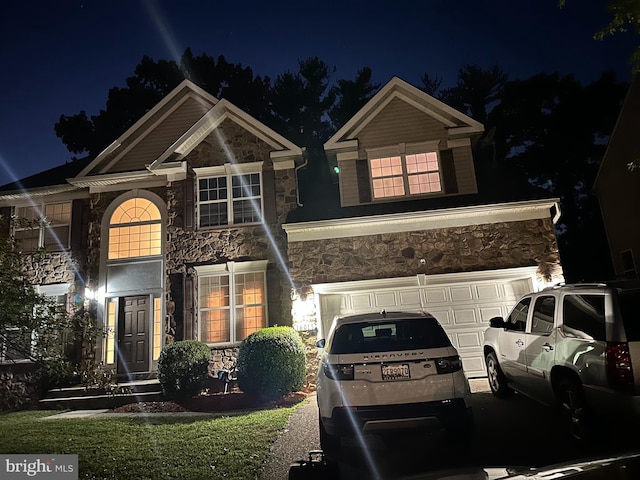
[110,388,310,414]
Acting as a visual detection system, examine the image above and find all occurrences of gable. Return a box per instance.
[106,95,211,174]
[357,97,448,154]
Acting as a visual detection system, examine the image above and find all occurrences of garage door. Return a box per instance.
[315,268,536,378]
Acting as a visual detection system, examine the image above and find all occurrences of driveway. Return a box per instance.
[260,379,640,479]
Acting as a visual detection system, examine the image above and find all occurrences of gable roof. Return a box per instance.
[324,76,484,153]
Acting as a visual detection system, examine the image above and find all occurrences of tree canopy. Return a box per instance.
[53,49,628,282]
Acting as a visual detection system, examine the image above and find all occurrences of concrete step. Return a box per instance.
[39,379,165,410]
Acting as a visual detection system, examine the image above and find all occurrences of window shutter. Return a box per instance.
[184,174,195,230]
[262,169,277,224]
[356,159,372,203]
[183,275,194,340]
[70,199,85,250]
[170,273,195,341]
[440,149,458,194]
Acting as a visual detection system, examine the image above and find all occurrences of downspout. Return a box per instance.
[294,148,308,207]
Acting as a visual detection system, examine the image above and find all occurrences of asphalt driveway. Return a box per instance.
[260,379,640,480]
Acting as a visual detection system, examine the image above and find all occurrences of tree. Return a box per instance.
[560,0,640,72]
[488,71,628,280]
[329,67,380,131]
[0,219,74,391]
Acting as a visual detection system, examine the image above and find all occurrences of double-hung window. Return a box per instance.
[196,260,268,344]
[13,202,72,251]
[195,163,263,228]
[369,142,442,200]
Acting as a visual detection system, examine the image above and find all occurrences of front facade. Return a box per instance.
[0,80,303,377]
[1,77,563,379]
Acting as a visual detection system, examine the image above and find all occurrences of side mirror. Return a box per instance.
[489,317,505,329]
[316,338,326,348]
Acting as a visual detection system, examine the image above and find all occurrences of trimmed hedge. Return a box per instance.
[237,326,305,401]
[158,340,211,400]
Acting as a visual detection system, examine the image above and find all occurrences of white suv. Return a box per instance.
[483,281,640,439]
[316,311,473,452]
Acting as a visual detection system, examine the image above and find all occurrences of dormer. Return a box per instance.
[324,77,484,207]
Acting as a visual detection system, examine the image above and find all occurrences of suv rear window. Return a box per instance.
[329,317,451,354]
[617,290,640,341]
[562,294,606,340]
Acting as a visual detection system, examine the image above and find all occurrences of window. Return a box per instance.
[197,165,263,227]
[563,294,606,340]
[0,284,69,364]
[108,198,162,260]
[505,298,531,332]
[14,202,72,251]
[196,261,268,344]
[531,296,555,335]
[370,151,441,199]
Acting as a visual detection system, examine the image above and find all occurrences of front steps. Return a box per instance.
[38,379,165,410]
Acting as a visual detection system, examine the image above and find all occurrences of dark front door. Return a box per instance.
[117,296,150,374]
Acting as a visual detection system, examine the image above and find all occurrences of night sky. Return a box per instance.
[0,0,636,187]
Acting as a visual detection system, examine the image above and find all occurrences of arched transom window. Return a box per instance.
[108,198,162,260]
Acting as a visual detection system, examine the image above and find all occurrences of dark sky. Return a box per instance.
[0,0,636,187]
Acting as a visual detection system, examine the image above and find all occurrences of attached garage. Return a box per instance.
[313,266,538,378]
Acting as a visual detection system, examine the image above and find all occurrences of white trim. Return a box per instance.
[336,151,360,162]
[0,189,89,207]
[193,161,264,177]
[324,76,484,152]
[283,199,560,242]
[37,283,71,296]
[312,266,539,294]
[77,80,218,178]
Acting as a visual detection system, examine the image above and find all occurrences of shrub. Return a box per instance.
[237,326,305,401]
[158,340,211,400]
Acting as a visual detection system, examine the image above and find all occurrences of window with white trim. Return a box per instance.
[196,261,268,344]
[108,198,162,260]
[13,202,72,251]
[370,150,442,199]
[196,163,263,227]
[0,284,69,364]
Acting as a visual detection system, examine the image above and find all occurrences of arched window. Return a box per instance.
[108,198,162,260]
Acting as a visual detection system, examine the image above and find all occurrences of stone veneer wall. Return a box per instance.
[288,218,561,286]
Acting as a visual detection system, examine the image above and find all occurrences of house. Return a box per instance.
[594,74,640,279]
[284,77,564,377]
[0,77,563,380]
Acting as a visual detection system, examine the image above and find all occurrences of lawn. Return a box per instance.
[0,407,299,479]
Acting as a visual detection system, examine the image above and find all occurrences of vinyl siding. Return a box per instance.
[107,96,209,173]
[452,146,478,195]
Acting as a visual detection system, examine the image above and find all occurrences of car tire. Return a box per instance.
[555,377,590,441]
[486,351,512,398]
[319,417,340,455]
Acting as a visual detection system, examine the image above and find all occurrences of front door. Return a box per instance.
[117,296,150,375]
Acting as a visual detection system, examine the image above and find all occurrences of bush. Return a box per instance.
[158,340,211,400]
[237,326,305,401]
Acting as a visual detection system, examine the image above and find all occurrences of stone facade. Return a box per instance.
[288,218,561,287]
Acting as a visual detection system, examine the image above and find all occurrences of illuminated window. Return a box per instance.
[370,152,441,199]
[14,202,72,251]
[198,172,262,227]
[108,198,162,260]
[196,261,267,344]
[105,300,116,365]
[153,297,162,361]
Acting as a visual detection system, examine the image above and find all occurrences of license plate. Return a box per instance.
[381,363,410,380]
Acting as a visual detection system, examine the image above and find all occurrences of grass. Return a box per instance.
[0,407,299,479]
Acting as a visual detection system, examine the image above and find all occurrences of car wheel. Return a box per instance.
[555,378,589,441]
[486,352,512,398]
[319,417,340,455]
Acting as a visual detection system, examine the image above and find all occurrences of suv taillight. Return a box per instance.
[323,363,354,381]
[606,342,635,393]
[435,355,463,374]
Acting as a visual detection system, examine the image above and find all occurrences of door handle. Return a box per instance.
[515,339,524,347]
[543,343,554,351]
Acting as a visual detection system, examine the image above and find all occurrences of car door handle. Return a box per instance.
[542,343,554,351]
[515,340,524,347]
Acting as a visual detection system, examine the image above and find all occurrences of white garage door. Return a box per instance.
[315,267,536,378]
